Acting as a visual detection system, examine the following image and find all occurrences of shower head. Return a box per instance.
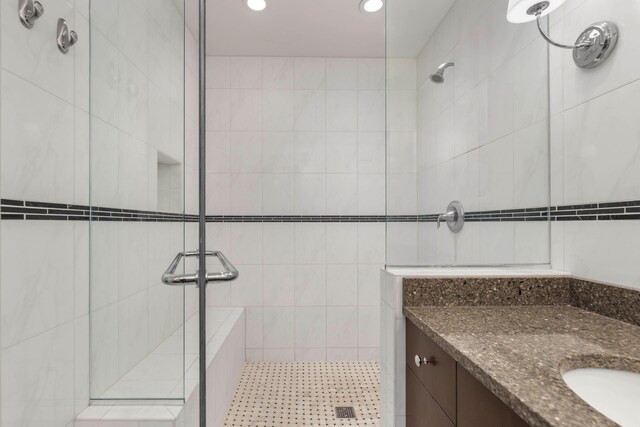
[429,62,454,84]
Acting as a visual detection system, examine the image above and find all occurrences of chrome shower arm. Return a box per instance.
[535,13,590,50]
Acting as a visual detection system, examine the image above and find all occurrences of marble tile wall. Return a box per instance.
[549,0,640,290]
[203,56,411,360]
[0,0,90,426]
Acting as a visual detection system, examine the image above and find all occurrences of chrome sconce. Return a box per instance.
[19,0,44,29]
[507,0,618,69]
[57,18,78,54]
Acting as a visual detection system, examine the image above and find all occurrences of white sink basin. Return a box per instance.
[562,368,640,427]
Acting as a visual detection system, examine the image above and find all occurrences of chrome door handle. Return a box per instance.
[414,355,431,367]
[161,251,239,286]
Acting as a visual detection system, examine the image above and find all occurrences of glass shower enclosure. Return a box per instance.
[88,0,198,403]
[385,0,551,267]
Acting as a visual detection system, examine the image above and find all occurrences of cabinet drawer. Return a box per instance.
[406,366,455,427]
[406,320,457,423]
[457,365,530,427]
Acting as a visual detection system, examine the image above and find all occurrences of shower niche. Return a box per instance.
[157,153,184,214]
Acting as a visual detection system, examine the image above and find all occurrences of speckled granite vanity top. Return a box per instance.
[403,276,640,427]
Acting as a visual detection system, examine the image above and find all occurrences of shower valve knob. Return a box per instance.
[19,0,44,29]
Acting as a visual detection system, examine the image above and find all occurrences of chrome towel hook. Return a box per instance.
[19,0,44,29]
[56,18,78,54]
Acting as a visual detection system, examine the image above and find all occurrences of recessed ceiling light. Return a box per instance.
[360,0,383,13]
[245,0,266,11]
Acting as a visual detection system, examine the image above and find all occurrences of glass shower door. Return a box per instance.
[384,0,551,267]
[88,0,192,402]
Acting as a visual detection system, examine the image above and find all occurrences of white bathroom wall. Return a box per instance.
[0,0,89,426]
[205,56,391,217]
[412,0,550,266]
[549,0,640,290]
[203,56,406,361]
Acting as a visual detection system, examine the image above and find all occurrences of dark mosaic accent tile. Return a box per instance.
[4,197,640,223]
[1,199,24,206]
[559,202,598,210]
[1,214,24,220]
[577,208,625,216]
[48,208,85,216]
[25,200,68,209]
[599,200,640,208]
[26,214,67,220]
[525,216,549,221]
[555,215,597,221]
[597,214,640,221]
[2,206,48,214]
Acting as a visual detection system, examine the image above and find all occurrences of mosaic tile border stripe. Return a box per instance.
[2,198,640,222]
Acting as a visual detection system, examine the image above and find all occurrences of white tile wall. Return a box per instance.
[549,0,640,291]
[0,0,91,425]
[379,270,406,427]
[205,56,391,360]
[206,56,398,217]
[207,222,384,361]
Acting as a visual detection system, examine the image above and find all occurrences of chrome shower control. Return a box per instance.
[19,0,44,29]
[437,200,464,233]
[414,355,431,367]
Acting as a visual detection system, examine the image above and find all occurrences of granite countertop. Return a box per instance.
[404,304,640,427]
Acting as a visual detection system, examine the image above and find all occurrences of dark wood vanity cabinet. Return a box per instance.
[406,320,529,427]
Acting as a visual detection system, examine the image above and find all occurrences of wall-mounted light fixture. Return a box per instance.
[506,0,618,69]
[245,0,266,12]
[360,0,383,14]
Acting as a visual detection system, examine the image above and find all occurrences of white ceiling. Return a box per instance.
[187,0,454,58]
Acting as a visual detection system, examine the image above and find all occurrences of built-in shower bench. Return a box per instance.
[74,307,245,427]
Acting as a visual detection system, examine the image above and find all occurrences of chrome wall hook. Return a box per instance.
[19,0,44,29]
[56,18,78,54]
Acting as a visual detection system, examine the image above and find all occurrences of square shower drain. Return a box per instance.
[335,407,356,419]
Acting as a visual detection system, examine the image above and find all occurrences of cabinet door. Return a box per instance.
[406,366,455,427]
[406,320,457,423]
[457,365,530,427]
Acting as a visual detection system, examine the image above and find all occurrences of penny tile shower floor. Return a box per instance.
[224,361,380,426]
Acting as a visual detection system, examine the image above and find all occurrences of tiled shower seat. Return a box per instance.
[75,308,245,427]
